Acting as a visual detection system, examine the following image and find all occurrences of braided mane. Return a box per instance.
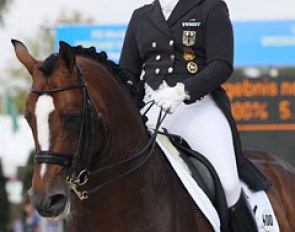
[72,45,145,111]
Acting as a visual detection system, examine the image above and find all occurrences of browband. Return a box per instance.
[31,84,85,94]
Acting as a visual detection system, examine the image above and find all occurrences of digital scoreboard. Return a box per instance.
[223,75,295,131]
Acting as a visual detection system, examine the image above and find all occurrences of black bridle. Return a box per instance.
[32,65,165,200]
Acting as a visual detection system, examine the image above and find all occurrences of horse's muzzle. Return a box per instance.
[28,188,69,217]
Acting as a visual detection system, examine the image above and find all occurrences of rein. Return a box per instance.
[32,65,166,201]
[80,108,165,200]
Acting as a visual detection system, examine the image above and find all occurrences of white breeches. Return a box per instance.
[143,92,241,207]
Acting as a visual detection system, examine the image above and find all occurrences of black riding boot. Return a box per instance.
[229,192,258,232]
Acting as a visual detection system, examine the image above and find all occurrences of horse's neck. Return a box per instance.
[68,117,211,231]
[67,147,212,232]
[83,60,148,161]
[69,60,212,231]
[68,149,171,222]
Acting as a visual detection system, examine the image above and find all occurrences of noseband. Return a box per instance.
[32,64,164,201]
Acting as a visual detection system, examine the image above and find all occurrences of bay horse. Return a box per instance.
[12,39,295,232]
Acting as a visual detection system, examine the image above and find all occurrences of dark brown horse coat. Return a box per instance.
[12,40,295,232]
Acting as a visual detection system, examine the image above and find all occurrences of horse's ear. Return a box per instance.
[11,39,36,75]
[58,41,75,73]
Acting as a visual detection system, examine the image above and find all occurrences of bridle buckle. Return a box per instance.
[68,181,88,201]
[67,169,90,201]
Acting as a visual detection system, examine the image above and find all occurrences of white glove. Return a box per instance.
[154,81,190,113]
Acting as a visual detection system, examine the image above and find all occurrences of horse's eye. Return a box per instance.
[64,112,81,126]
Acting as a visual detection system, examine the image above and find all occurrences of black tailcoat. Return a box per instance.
[119,0,271,190]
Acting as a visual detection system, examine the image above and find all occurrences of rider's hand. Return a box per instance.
[154,81,190,114]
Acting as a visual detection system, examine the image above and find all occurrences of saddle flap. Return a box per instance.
[155,130,229,232]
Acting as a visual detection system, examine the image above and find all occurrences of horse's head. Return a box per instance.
[12,40,105,218]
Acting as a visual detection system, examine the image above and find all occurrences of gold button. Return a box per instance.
[156,55,161,61]
[170,54,175,61]
[169,40,174,46]
[168,67,173,73]
[155,68,160,74]
[152,42,157,48]
[187,62,198,74]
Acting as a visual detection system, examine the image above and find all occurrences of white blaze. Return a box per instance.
[35,95,55,178]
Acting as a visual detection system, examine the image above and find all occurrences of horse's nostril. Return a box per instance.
[33,193,68,217]
[49,194,67,209]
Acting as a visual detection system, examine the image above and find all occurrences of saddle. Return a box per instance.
[158,130,282,232]
[159,131,229,232]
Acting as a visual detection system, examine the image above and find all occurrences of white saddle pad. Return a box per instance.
[241,182,280,232]
[155,130,280,232]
